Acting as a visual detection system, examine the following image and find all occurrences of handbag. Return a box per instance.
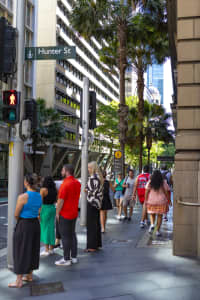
[122,176,128,195]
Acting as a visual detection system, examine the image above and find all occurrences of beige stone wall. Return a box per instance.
[36,0,56,107]
[174,0,200,256]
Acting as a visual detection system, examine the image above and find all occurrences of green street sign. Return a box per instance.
[25,46,76,60]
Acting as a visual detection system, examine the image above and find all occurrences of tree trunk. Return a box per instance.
[137,57,145,172]
[147,148,150,170]
[117,22,128,177]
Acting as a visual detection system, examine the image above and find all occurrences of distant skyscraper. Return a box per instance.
[147,64,164,104]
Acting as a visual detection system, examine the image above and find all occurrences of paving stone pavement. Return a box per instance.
[1,203,200,300]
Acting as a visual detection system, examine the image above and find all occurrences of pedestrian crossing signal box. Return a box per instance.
[2,90,20,124]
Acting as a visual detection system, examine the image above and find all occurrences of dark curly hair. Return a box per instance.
[150,170,164,191]
[42,176,56,190]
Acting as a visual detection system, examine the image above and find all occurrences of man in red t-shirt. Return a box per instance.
[55,164,81,266]
[132,165,150,228]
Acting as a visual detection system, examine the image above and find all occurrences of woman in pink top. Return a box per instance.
[145,170,171,236]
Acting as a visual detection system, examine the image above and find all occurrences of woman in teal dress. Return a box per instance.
[40,176,57,256]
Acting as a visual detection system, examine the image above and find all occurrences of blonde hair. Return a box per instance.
[88,161,104,185]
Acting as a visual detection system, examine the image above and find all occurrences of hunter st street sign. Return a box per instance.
[25,46,76,60]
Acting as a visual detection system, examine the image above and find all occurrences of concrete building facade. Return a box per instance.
[173,0,200,257]
[35,0,119,177]
[0,0,38,192]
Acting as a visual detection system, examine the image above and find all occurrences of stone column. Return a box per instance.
[174,0,200,256]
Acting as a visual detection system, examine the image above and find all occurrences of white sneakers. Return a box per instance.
[71,257,78,264]
[40,249,54,257]
[148,225,155,233]
[55,257,78,266]
[55,258,71,266]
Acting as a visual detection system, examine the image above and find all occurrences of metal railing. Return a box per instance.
[177,197,200,207]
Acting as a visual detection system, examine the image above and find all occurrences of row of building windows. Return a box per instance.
[56,67,113,102]
[56,16,119,89]
[55,90,80,110]
[66,131,76,141]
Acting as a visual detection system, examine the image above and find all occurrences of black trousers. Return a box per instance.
[59,216,77,260]
[13,218,40,275]
[86,202,102,250]
[56,219,61,239]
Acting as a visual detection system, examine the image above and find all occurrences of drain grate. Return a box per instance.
[30,281,64,296]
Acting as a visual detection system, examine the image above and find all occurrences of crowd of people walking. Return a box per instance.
[8,162,172,288]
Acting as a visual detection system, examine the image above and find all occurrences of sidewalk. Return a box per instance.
[1,204,200,300]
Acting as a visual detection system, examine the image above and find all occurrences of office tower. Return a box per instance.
[146,64,164,105]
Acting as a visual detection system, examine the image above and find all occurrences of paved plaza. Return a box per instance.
[0,203,200,300]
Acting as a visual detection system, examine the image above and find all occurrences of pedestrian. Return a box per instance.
[85,161,103,252]
[54,180,63,249]
[160,165,173,221]
[122,169,136,222]
[114,173,124,220]
[132,165,150,228]
[8,174,42,288]
[145,170,171,236]
[40,176,57,256]
[100,171,114,233]
[55,164,81,266]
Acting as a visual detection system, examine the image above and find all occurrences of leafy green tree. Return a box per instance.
[69,0,148,176]
[126,98,174,168]
[31,98,66,172]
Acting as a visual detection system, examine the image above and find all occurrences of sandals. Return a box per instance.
[84,249,97,253]
[22,276,33,282]
[8,282,23,288]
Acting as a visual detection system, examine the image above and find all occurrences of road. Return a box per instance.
[0,203,8,250]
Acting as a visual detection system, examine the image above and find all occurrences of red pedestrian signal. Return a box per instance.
[2,90,20,124]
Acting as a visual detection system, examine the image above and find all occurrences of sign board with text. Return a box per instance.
[114,150,122,176]
[25,46,76,60]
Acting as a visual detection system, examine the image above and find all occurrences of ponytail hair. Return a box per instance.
[25,173,38,190]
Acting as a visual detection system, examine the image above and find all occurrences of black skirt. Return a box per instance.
[86,202,102,250]
[101,196,113,210]
[13,218,40,275]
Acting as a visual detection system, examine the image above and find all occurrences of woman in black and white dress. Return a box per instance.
[85,161,103,252]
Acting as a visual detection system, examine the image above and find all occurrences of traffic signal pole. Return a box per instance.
[7,0,25,269]
[80,77,89,226]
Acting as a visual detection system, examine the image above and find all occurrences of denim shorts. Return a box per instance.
[114,190,123,199]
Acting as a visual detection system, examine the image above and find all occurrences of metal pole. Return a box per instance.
[7,0,25,269]
[80,77,89,226]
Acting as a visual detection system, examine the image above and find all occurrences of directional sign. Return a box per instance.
[25,46,76,60]
[114,150,122,159]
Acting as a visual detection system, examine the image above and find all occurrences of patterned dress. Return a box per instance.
[86,174,103,249]
[145,180,170,214]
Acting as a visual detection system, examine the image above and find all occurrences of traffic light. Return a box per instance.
[80,91,96,129]
[24,99,37,130]
[0,17,16,75]
[2,90,20,124]
[89,91,96,129]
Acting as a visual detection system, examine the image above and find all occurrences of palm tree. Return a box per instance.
[126,99,174,169]
[69,0,148,176]
[128,1,169,171]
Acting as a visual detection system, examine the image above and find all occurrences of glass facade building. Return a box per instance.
[147,64,164,105]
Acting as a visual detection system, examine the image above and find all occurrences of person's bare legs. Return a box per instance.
[150,214,156,226]
[45,245,49,252]
[141,203,147,222]
[118,199,123,218]
[123,205,127,218]
[8,274,23,288]
[157,214,163,231]
[100,210,106,232]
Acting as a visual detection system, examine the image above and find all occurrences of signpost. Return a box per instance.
[114,150,122,177]
[25,46,76,60]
